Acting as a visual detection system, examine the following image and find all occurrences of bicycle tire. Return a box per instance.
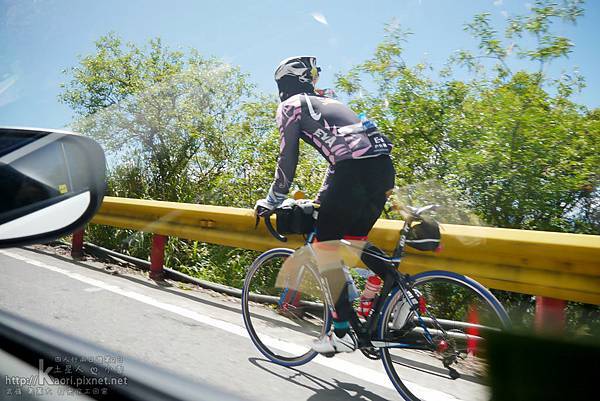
[378,270,510,401]
[242,248,332,367]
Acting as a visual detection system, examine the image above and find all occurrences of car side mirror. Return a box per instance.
[0,127,106,248]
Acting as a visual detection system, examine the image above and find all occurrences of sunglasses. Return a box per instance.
[312,66,322,81]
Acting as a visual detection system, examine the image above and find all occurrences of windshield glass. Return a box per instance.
[1,1,598,401]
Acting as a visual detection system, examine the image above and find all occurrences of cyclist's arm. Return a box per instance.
[262,99,302,209]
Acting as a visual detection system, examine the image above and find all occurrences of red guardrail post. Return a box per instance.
[535,296,566,333]
[466,304,479,356]
[71,228,85,258]
[150,234,167,280]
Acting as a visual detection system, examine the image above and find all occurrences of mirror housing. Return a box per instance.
[0,127,106,248]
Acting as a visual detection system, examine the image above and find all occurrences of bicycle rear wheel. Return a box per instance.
[242,248,331,366]
[378,270,510,401]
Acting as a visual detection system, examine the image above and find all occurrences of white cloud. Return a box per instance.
[501,10,509,18]
[0,75,16,93]
[493,0,503,6]
[311,12,328,26]
[0,75,19,108]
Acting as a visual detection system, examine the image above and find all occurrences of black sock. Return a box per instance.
[334,328,348,337]
[333,321,350,337]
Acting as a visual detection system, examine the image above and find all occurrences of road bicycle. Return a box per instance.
[242,202,510,401]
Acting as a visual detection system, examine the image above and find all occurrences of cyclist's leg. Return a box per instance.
[315,156,394,333]
[347,155,396,280]
[315,161,366,339]
[315,222,356,339]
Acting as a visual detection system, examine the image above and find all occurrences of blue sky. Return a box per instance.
[1,0,598,129]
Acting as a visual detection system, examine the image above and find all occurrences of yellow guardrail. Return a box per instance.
[90,196,600,305]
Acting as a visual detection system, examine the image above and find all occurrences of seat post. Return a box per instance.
[392,218,412,261]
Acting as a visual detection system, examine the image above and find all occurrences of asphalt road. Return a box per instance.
[0,246,482,401]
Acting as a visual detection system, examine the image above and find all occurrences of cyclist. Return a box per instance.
[255,56,395,354]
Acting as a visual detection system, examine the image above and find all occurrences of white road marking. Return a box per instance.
[84,287,104,292]
[0,249,459,400]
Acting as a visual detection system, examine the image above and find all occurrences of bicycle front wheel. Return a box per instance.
[242,248,331,367]
[379,270,510,401]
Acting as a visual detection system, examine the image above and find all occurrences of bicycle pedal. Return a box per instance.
[360,348,381,360]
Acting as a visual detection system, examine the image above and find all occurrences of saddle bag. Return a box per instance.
[275,202,316,235]
[406,217,441,251]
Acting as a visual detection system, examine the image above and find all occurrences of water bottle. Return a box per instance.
[358,275,383,317]
[358,112,376,130]
[392,289,421,329]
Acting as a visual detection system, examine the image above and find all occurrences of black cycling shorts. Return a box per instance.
[316,155,395,242]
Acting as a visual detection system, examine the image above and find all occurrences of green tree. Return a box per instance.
[336,0,599,234]
[60,33,254,203]
[335,0,598,333]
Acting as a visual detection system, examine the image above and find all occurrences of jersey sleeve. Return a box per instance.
[266,99,302,206]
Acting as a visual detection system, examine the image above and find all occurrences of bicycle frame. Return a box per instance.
[299,214,440,352]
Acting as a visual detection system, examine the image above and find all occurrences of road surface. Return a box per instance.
[0,246,485,401]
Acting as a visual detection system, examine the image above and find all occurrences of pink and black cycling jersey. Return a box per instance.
[267,93,392,204]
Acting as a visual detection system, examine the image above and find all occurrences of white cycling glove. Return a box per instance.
[254,187,287,216]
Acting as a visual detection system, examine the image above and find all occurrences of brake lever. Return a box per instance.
[254,207,273,229]
[261,209,288,242]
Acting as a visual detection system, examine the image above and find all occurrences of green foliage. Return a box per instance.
[335,1,598,234]
[166,240,258,289]
[332,1,598,333]
[454,1,585,81]
[61,33,255,203]
[449,72,599,230]
[86,225,153,261]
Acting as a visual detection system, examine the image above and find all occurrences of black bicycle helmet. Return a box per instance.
[274,56,321,101]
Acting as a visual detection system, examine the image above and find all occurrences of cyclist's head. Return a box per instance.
[274,56,320,101]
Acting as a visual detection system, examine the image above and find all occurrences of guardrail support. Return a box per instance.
[150,235,167,280]
[466,305,479,355]
[535,296,566,333]
[71,229,84,259]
